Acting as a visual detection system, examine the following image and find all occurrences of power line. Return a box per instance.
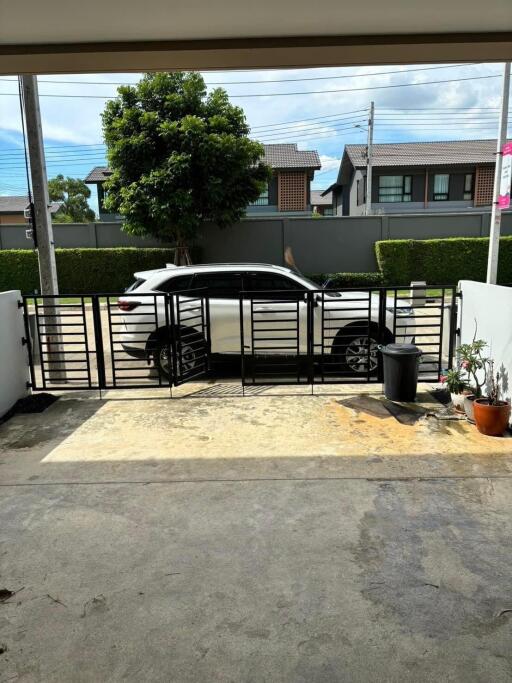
[250,108,368,130]
[0,63,480,87]
[0,107,509,156]
[0,73,502,99]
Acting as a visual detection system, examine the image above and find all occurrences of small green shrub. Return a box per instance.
[375,236,512,286]
[0,248,177,294]
[307,272,383,288]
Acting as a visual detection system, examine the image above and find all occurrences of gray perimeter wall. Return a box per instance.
[2,211,511,273]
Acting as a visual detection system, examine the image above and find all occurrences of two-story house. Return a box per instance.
[85,143,321,221]
[324,140,508,216]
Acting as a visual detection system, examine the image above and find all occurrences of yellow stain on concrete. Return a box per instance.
[41,384,512,463]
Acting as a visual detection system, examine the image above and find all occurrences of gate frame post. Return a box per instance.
[447,286,459,371]
[376,288,387,383]
[204,293,212,376]
[21,297,36,390]
[307,290,315,387]
[239,292,246,394]
[91,295,106,393]
[168,292,179,387]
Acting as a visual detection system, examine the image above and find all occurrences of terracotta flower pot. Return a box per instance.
[473,399,511,436]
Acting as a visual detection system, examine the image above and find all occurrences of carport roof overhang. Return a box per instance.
[1,0,511,74]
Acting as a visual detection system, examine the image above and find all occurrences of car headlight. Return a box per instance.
[387,306,413,317]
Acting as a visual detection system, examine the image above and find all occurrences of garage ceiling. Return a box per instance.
[0,0,511,73]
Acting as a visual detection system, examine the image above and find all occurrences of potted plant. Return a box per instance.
[457,338,489,422]
[473,361,511,436]
[440,369,471,413]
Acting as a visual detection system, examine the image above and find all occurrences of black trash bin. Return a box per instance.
[380,343,422,402]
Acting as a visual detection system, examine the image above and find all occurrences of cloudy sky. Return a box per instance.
[0,62,509,214]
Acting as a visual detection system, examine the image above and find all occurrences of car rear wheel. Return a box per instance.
[154,335,204,380]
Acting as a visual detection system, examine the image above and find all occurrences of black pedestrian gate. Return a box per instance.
[239,285,458,387]
[22,290,211,392]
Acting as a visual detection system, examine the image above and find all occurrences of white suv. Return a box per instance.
[117,263,415,377]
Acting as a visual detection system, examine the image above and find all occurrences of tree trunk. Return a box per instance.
[174,237,192,266]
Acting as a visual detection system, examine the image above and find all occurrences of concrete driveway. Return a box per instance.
[1,384,512,682]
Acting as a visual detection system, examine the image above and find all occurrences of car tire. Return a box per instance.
[331,327,392,376]
[154,330,205,380]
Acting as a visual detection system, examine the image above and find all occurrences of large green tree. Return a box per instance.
[101,72,270,262]
[48,174,95,223]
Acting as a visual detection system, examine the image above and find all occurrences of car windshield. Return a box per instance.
[297,274,342,298]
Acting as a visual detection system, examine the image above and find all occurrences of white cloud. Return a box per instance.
[0,64,508,197]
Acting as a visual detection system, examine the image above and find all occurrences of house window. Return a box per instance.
[463,173,474,200]
[251,185,269,206]
[378,176,412,203]
[433,174,450,201]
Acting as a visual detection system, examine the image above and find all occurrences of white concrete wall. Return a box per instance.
[459,280,512,405]
[0,290,30,418]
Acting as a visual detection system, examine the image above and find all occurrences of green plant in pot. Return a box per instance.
[440,369,471,413]
[457,338,489,422]
[473,361,511,436]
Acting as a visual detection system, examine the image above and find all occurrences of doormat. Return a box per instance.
[382,399,426,425]
[0,393,58,426]
[338,395,394,420]
[338,395,426,425]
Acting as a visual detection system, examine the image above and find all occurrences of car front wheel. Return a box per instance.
[331,329,389,376]
[344,335,379,374]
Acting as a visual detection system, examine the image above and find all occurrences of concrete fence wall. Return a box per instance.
[2,211,512,274]
[0,290,30,418]
[196,212,512,273]
[0,222,168,251]
[459,280,512,414]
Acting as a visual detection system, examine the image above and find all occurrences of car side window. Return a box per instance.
[156,274,193,293]
[191,273,243,299]
[243,272,305,294]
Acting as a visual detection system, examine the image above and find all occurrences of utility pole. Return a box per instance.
[20,75,64,383]
[365,101,375,216]
[20,75,59,296]
[486,61,511,284]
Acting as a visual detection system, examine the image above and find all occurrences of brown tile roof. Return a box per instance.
[345,139,505,168]
[84,166,112,183]
[85,144,321,183]
[261,144,321,170]
[0,195,62,214]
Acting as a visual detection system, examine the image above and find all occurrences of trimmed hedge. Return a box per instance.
[307,272,383,288]
[375,236,512,286]
[0,248,177,294]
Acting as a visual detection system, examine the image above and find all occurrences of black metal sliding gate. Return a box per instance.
[240,285,458,387]
[23,284,457,393]
[22,290,211,392]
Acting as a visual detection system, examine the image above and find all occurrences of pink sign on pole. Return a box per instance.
[498,142,512,209]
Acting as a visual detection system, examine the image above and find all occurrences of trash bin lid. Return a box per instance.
[380,343,422,356]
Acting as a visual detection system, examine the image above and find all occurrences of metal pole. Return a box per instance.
[20,75,59,295]
[20,75,64,382]
[365,101,375,216]
[486,61,511,284]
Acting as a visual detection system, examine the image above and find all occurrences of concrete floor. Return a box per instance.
[1,384,512,682]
